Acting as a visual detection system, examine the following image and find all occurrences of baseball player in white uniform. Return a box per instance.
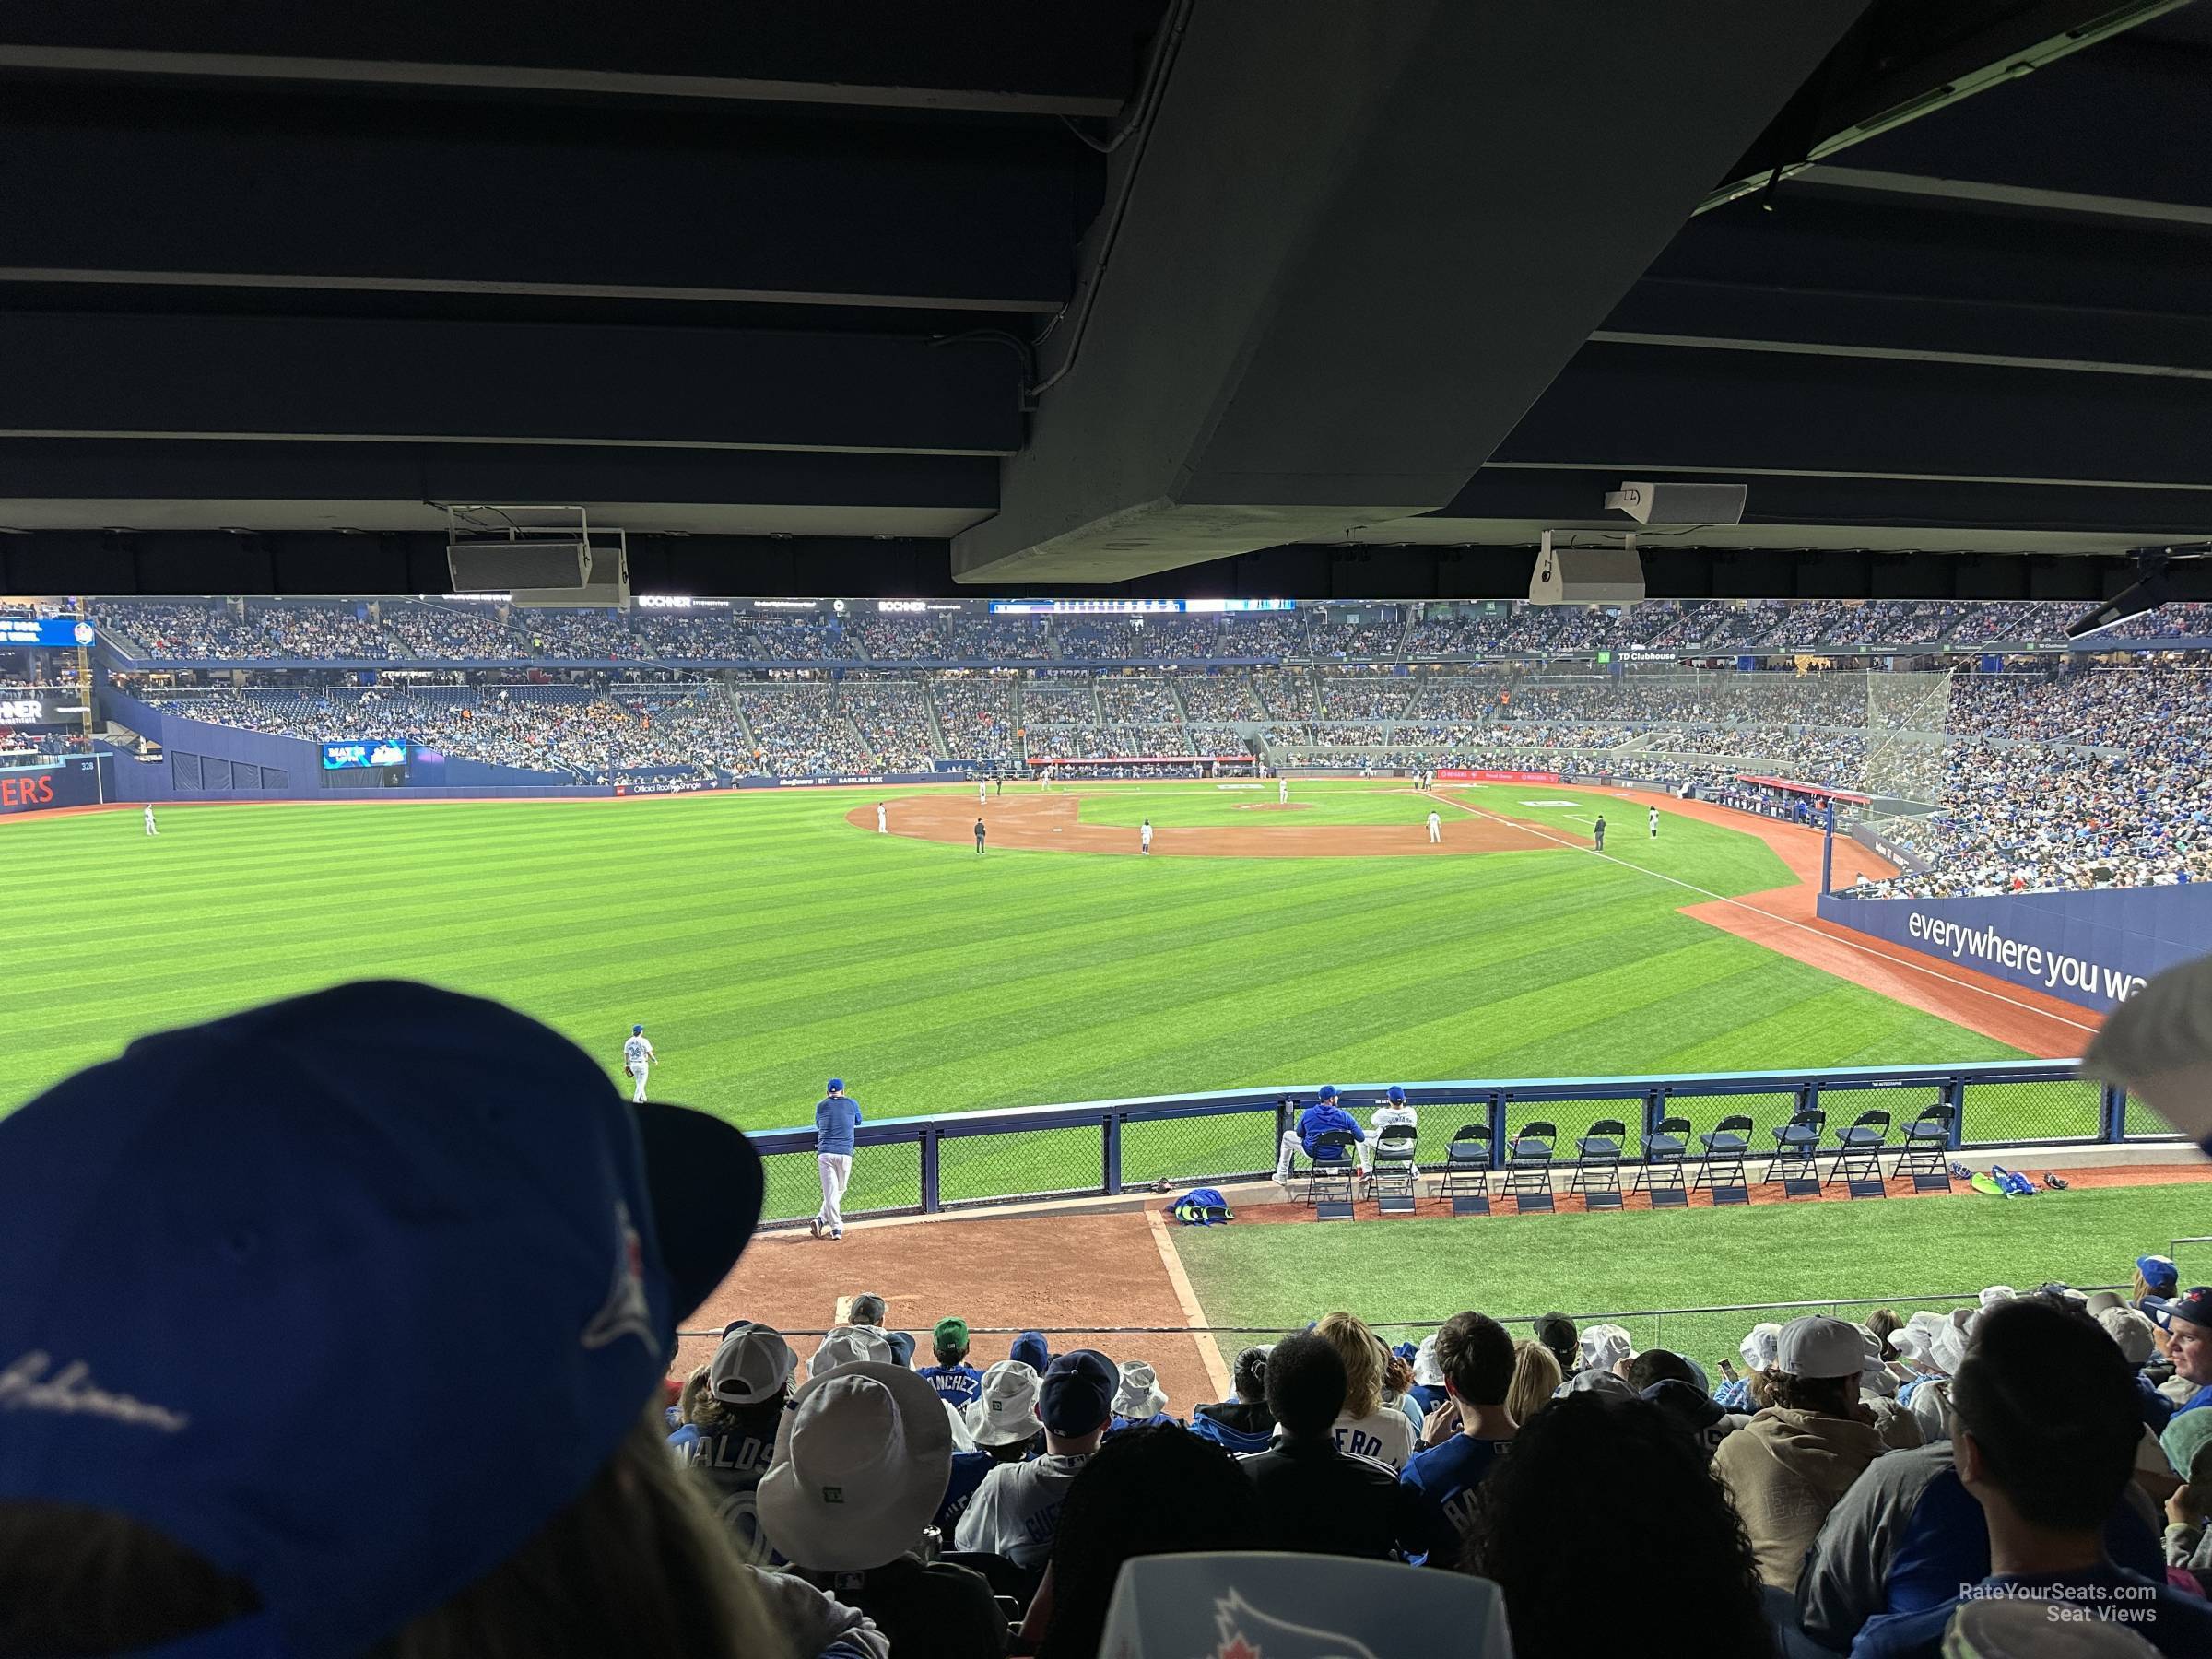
[1426,809,1441,844]
[143,805,158,836]
[1649,805,1659,839]
[877,802,888,833]
[1371,1084,1418,1135]
[1277,777,1289,806]
[1140,818,1153,855]
[622,1024,655,1104]
[978,779,988,806]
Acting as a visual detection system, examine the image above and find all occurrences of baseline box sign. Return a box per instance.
[1816,885,2212,1012]
[0,755,104,816]
[1434,768,1561,784]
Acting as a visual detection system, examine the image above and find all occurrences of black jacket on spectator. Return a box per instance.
[802,1556,1007,1659]
[1239,1439,1399,1559]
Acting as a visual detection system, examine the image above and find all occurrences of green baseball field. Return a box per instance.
[12,776,2188,1351]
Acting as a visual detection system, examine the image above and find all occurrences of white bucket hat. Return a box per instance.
[1929,1309,1977,1376]
[1909,1377,1954,1444]
[966,1359,1044,1447]
[1774,1316,1865,1381]
[1112,1359,1168,1422]
[758,1361,952,1571]
[809,1324,894,1380]
[1580,1324,1634,1374]
[2099,1307,2159,1367]
[710,1323,797,1406]
[1892,1311,1947,1365]
[1412,1333,1445,1389]
[1739,1322,1783,1371]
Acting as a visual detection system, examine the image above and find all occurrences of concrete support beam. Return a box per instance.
[951,0,1871,585]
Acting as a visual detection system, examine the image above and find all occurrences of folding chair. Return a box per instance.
[1770,1109,1826,1197]
[1829,1109,1889,1197]
[1635,1113,1692,1207]
[1504,1121,1556,1214]
[1440,1123,1493,1216]
[1894,1102,1956,1192]
[1569,1117,1626,1210]
[1371,1124,1419,1216]
[1306,1128,1359,1220]
[1693,1113,1754,1205]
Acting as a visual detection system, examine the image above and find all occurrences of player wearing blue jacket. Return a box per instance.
[1274,1085,1370,1184]
[812,1078,862,1241]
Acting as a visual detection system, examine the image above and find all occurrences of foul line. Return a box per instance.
[1146,1208,1235,1399]
[1420,790,2100,1040]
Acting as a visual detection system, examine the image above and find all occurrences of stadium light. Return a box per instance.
[2065,558,2170,641]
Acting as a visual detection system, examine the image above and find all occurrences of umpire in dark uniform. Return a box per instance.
[1593,814,1606,852]
[973,817,986,854]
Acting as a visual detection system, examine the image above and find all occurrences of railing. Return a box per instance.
[744,1058,2171,1230]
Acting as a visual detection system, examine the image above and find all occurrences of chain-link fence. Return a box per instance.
[1122,1107,1279,1190]
[1958,1074,2104,1144]
[939,1124,1104,1209]
[758,1140,924,1227]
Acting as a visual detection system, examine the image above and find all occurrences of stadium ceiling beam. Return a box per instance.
[0,88,1079,313]
[1700,0,2194,216]
[0,1,1157,117]
[14,532,2212,604]
[1489,339,2212,489]
[948,0,1875,587]
[0,313,1024,456]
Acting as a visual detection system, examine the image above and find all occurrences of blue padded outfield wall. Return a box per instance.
[1816,886,2212,1012]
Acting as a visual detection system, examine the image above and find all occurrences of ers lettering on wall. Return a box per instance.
[0,774,55,807]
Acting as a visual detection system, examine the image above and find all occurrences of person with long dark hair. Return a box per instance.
[1463,1392,1774,1659]
[1030,1425,1265,1659]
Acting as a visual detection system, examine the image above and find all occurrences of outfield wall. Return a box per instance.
[1816,887,2212,1011]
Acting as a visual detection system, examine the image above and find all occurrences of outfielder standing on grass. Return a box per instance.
[1650,805,1659,839]
[812,1077,861,1241]
[621,1023,655,1103]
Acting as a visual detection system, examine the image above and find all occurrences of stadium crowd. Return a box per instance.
[91,595,2212,670]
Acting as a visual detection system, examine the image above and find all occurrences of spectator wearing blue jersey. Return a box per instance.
[1397,1312,1518,1566]
[1273,1085,1370,1185]
[812,1078,862,1241]
[1193,1347,1276,1453]
[919,1317,983,1410]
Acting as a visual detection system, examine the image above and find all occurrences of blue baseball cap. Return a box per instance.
[1318,1085,1337,1101]
[633,1023,644,1035]
[2146,1287,2212,1333]
[1386,1085,1406,1103]
[827,1077,845,1093]
[0,981,763,1659]
[1010,1330,1051,1371]
[1040,1348,1118,1436]
[2138,1254,2180,1296]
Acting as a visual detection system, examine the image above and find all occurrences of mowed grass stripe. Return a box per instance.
[4,792,2020,1139]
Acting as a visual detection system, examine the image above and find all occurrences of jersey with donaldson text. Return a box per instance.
[623,1035,652,1070]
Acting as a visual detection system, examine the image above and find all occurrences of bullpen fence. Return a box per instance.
[744,1058,2175,1230]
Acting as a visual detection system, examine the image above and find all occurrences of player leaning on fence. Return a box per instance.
[812,1078,862,1241]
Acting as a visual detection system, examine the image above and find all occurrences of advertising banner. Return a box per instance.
[0,754,106,815]
[1434,768,1561,784]
[1816,886,2212,1012]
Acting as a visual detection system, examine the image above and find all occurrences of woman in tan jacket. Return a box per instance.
[1712,1314,1888,1589]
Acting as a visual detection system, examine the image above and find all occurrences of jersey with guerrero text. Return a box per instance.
[624,1036,653,1070]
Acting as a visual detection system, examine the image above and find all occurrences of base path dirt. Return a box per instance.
[679,1210,1224,1415]
[850,790,1549,858]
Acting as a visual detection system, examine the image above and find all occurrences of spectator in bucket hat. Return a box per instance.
[763,1359,1006,1659]
[1110,1359,1172,1431]
[0,980,829,1659]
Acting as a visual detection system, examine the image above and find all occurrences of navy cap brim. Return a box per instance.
[634,1103,762,1320]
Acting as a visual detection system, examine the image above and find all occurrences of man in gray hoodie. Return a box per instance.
[1712,1315,1888,1590]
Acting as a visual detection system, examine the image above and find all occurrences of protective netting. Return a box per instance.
[1860,668,1957,809]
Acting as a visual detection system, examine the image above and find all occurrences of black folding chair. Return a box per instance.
[1307,1128,1359,1219]
[1693,1113,1753,1204]
[1371,1124,1419,1215]
[1829,1109,1890,1196]
[1441,1123,1494,1215]
[1635,1113,1692,1207]
[1570,1117,1627,1209]
[1895,1102,1957,1192]
[1505,1121,1556,1213]
[1771,1108,1826,1197]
